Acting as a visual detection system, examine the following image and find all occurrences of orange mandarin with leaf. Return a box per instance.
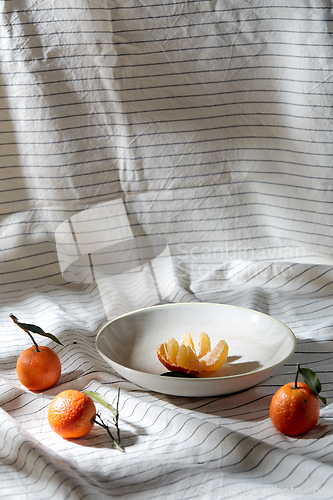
[270,364,326,436]
[48,388,125,451]
[48,390,96,439]
[10,313,62,391]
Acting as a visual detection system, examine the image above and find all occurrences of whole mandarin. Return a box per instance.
[270,381,320,436]
[16,345,61,391]
[48,389,96,439]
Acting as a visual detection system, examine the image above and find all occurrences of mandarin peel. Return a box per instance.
[157,332,228,375]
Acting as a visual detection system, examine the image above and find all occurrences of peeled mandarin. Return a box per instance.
[157,332,228,375]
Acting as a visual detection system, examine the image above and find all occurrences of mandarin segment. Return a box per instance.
[176,344,188,367]
[167,338,179,364]
[157,332,228,375]
[197,332,211,358]
[199,340,229,371]
[181,332,195,352]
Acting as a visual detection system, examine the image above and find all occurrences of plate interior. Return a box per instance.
[97,303,295,380]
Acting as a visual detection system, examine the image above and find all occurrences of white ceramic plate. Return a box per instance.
[96,303,296,397]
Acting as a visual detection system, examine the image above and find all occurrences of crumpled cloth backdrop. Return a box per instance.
[1,1,333,499]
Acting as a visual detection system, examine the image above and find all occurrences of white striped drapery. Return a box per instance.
[1,2,333,499]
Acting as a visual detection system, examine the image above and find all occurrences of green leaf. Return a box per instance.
[83,390,117,416]
[10,314,63,346]
[299,366,322,393]
[18,322,63,345]
[161,371,197,378]
[299,365,327,405]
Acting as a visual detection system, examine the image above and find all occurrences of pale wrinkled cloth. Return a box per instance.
[1,1,333,499]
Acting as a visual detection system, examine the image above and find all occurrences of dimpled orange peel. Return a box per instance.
[157,332,228,375]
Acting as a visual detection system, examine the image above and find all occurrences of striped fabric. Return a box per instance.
[1,1,333,498]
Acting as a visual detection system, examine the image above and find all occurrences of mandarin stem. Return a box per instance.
[293,363,300,389]
[92,413,124,452]
[10,314,39,352]
[115,387,121,445]
[26,331,39,352]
